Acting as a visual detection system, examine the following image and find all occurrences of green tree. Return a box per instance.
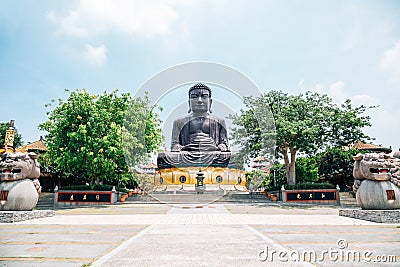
[317,147,360,190]
[295,156,319,183]
[269,163,286,187]
[0,121,23,148]
[246,169,270,188]
[231,90,373,185]
[39,89,163,186]
[122,95,163,172]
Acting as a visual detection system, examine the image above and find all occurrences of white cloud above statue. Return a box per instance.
[380,40,400,85]
[47,0,181,38]
[84,44,107,66]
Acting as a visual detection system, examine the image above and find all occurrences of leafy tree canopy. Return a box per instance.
[295,156,319,184]
[231,90,373,185]
[246,169,270,188]
[316,147,361,187]
[39,89,163,186]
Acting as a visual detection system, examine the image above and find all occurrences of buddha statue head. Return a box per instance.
[188,83,212,115]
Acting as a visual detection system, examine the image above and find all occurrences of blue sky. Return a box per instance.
[1,0,400,150]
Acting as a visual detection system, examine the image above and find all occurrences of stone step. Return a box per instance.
[35,193,55,210]
[339,192,358,208]
[125,192,273,204]
[340,192,356,198]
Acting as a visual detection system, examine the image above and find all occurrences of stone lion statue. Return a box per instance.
[353,152,400,209]
[0,151,42,211]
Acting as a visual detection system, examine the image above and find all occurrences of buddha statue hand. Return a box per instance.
[171,144,183,152]
[217,143,229,152]
[182,133,219,152]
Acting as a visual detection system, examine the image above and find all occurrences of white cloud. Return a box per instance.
[341,5,362,51]
[309,81,378,107]
[48,10,89,37]
[48,0,186,38]
[309,81,346,104]
[328,81,346,103]
[348,94,377,108]
[84,44,106,65]
[380,40,400,84]
[307,81,400,146]
[366,107,400,148]
[312,83,325,94]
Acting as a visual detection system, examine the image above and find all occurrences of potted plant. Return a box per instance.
[120,194,128,202]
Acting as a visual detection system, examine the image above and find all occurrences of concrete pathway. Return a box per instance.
[0,204,399,266]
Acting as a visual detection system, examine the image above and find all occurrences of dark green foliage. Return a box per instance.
[295,157,319,183]
[61,184,128,193]
[284,182,335,190]
[269,163,286,187]
[316,147,361,190]
[266,182,335,191]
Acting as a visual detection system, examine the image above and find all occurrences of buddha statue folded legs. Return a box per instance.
[157,150,232,168]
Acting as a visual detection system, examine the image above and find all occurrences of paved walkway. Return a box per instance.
[1,204,399,266]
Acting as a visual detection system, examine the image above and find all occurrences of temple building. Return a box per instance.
[347,141,392,153]
[16,136,53,191]
[142,162,157,175]
[16,136,47,153]
[250,156,271,174]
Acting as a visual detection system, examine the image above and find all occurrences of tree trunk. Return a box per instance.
[287,147,297,185]
[280,147,290,183]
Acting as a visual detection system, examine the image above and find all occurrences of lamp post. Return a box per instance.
[115,168,123,199]
[195,168,205,194]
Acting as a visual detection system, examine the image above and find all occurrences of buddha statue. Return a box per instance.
[157,83,233,168]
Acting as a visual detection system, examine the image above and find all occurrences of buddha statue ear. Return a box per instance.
[209,99,212,113]
[188,101,192,113]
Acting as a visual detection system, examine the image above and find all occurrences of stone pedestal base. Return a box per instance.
[0,210,55,223]
[195,185,205,194]
[0,179,39,211]
[356,180,400,209]
[339,209,400,223]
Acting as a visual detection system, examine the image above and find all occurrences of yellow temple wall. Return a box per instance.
[154,166,246,186]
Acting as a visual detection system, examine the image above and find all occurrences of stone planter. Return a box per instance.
[55,190,118,208]
[281,188,340,205]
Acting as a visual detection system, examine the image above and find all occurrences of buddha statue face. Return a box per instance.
[188,84,212,115]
